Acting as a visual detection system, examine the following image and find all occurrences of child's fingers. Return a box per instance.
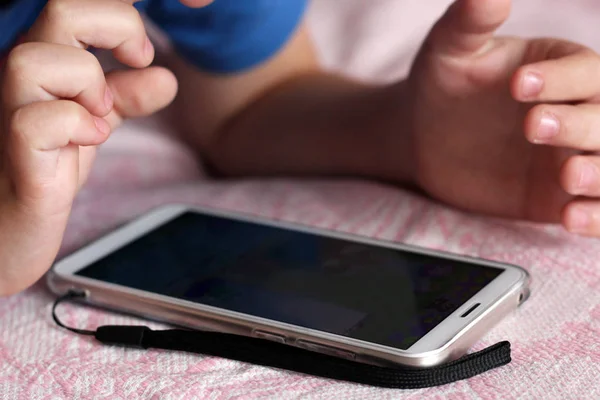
[103,66,178,129]
[26,0,152,68]
[427,0,511,58]
[561,155,600,197]
[2,42,110,118]
[9,100,109,151]
[512,44,600,102]
[77,146,98,190]
[6,100,108,201]
[563,200,600,237]
[179,0,214,7]
[524,103,600,150]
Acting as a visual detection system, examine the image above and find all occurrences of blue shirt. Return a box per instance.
[0,0,307,73]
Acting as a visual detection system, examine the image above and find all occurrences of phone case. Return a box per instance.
[52,290,512,389]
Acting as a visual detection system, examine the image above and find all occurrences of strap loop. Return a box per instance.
[52,290,511,389]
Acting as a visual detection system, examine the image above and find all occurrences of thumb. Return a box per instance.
[428,0,511,58]
[104,66,178,129]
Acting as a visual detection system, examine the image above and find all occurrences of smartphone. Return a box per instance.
[48,204,530,368]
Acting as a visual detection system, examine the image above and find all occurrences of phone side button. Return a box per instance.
[296,340,356,360]
[253,330,287,344]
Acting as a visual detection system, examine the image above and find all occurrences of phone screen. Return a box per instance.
[76,212,503,350]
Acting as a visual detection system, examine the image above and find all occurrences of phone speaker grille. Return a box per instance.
[460,303,481,318]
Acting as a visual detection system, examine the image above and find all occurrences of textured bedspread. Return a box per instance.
[2,1,600,398]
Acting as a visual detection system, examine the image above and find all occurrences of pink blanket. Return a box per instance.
[3,0,600,398]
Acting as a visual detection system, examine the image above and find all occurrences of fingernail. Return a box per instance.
[521,72,544,99]
[94,116,111,135]
[535,112,559,143]
[569,207,591,233]
[104,87,113,110]
[578,161,597,191]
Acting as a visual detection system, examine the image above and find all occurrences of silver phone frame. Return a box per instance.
[48,204,530,368]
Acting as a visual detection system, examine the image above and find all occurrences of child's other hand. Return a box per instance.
[407,0,600,236]
[0,0,177,296]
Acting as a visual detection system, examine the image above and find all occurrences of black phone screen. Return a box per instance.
[76,211,503,350]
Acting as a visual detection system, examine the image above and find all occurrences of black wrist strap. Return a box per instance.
[52,290,511,389]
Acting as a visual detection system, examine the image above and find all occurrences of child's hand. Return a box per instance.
[0,0,177,296]
[406,0,600,236]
